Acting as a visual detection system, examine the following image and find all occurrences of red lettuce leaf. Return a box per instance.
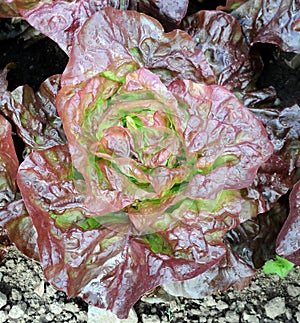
[18,0,130,55]
[181,10,262,91]
[0,198,39,261]
[128,0,189,31]
[17,144,227,318]
[0,72,66,151]
[163,248,256,298]
[276,180,300,265]
[60,7,215,89]
[224,198,289,268]
[221,0,300,53]
[0,114,19,208]
[245,104,300,212]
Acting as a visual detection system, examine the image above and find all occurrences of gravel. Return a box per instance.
[0,246,299,322]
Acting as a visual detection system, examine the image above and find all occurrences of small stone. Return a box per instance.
[287,285,300,297]
[49,303,63,315]
[242,313,259,323]
[8,305,25,319]
[0,273,3,281]
[141,314,160,323]
[0,293,7,309]
[34,281,45,297]
[296,311,300,323]
[11,288,22,301]
[225,311,240,323]
[217,300,229,310]
[264,297,286,319]
[204,296,217,307]
[45,313,54,321]
[0,311,8,323]
[64,303,79,313]
[88,306,138,323]
[190,308,201,315]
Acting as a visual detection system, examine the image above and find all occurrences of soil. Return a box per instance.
[0,246,299,322]
[0,17,300,323]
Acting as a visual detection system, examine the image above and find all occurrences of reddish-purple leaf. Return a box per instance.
[0,74,66,151]
[245,104,300,212]
[0,115,19,208]
[60,7,215,89]
[224,199,289,268]
[182,10,262,91]
[19,0,129,55]
[276,180,300,265]
[223,0,300,53]
[0,199,39,261]
[128,0,189,31]
[163,248,256,298]
[17,145,227,318]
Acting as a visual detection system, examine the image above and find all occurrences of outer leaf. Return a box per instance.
[0,199,39,261]
[182,10,262,91]
[128,0,189,31]
[19,0,130,55]
[0,115,19,208]
[0,73,66,151]
[60,7,215,90]
[17,145,227,319]
[227,0,300,53]
[224,199,289,268]
[245,104,300,212]
[163,248,256,298]
[276,180,300,265]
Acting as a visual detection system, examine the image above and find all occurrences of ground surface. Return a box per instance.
[0,246,299,322]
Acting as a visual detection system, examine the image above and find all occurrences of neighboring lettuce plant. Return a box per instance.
[276,180,300,266]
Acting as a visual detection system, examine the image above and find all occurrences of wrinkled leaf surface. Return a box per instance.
[276,180,300,265]
[182,10,261,91]
[17,145,228,318]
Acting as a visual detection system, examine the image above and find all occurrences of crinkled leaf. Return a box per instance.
[0,72,66,151]
[0,198,39,261]
[227,0,300,53]
[167,78,273,196]
[242,86,277,109]
[224,198,289,268]
[245,104,300,212]
[128,0,189,31]
[19,0,130,55]
[276,180,300,265]
[58,68,272,232]
[182,10,262,91]
[17,145,227,319]
[60,7,215,89]
[0,114,19,208]
[163,248,256,298]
